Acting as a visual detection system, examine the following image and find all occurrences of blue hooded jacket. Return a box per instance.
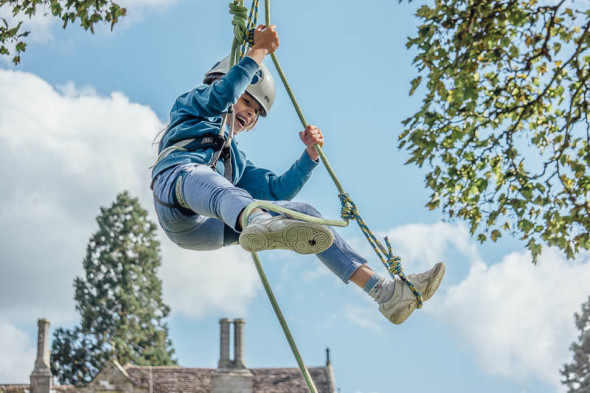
[151,56,318,201]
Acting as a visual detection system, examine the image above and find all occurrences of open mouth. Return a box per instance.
[235,114,247,129]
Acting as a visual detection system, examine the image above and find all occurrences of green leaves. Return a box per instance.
[399,0,590,263]
[410,76,422,96]
[0,0,126,64]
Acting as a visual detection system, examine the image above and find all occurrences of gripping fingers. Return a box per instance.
[300,125,324,147]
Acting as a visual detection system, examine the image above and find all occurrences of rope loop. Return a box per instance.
[338,193,423,308]
[338,193,356,221]
[384,237,423,308]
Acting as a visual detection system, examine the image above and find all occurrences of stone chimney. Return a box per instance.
[212,318,253,393]
[30,319,52,393]
[218,318,232,369]
[325,347,338,393]
[233,319,246,369]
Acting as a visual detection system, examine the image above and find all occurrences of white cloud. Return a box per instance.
[160,245,261,318]
[0,69,262,329]
[382,221,479,272]
[344,303,383,333]
[430,247,590,389]
[366,221,590,389]
[0,70,158,325]
[0,323,35,383]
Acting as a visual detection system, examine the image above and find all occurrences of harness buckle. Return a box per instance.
[220,146,231,159]
[213,135,226,151]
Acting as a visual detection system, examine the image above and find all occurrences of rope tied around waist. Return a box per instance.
[339,193,423,308]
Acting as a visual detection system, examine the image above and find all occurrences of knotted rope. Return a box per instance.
[259,0,423,306]
[339,194,423,308]
[228,0,257,67]
[224,2,424,393]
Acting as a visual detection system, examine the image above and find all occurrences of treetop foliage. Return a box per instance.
[399,0,589,262]
[51,192,176,385]
[0,0,125,64]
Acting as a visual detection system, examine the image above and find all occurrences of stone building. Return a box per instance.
[0,318,337,393]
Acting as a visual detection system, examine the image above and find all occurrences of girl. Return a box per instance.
[151,25,445,325]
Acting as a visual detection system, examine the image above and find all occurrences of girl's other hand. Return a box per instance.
[299,125,324,161]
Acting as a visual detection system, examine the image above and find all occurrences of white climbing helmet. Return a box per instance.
[206,56,276,117]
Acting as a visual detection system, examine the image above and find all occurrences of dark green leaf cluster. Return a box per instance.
[399,0,589,262]
[51,192,176,385]
[561,295,590,392]
[0,0,126,64]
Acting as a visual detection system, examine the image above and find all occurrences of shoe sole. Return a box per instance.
[239,221,334,254]
[388,262,446,325]
[388,298,418,325]
[420,262,445,302]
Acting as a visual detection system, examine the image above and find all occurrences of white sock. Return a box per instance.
[364,275,395,304]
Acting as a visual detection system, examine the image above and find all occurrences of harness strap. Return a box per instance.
[153,135,227,168]
[153,172,195,215]
[174,173,191,210]
[152,131,234,213]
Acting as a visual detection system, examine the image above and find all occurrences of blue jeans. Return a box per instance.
[152,164,366,283]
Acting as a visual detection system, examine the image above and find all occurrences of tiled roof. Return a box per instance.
[0,385,75,393]
[251,367,334,393]
[0,384,28,393]
[124,365,336,393]
[126,366,215,393]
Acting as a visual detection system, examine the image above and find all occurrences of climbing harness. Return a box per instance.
[224,2,427,391]
[151,112,235,215]
[208,108,235,180]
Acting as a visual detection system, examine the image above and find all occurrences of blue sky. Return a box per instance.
[0,1,589,392]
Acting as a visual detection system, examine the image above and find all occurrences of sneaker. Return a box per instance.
[406,262,446,302]
[239,216,334,254]
[378,262,445,325]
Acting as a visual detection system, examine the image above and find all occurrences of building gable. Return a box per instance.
[78,360,144,393]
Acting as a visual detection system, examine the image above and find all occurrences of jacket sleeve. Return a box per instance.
[236,151,319,201]
[175,57,260,118]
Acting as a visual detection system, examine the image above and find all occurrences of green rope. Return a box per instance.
[224,2,425,393]
[261,0,422,305]
[339,194,423,307]
[239,0,259,58]
[240,200,348,232]
[228,0,257,68]
[251,252,319,393]
[228,3,319,393]
[228,1,247,67]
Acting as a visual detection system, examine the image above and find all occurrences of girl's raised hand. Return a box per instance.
[299,125,324,161]
[248,25,279,65]
[253,25,279,54]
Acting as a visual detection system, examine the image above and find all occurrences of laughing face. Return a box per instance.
[232,92,261,133]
